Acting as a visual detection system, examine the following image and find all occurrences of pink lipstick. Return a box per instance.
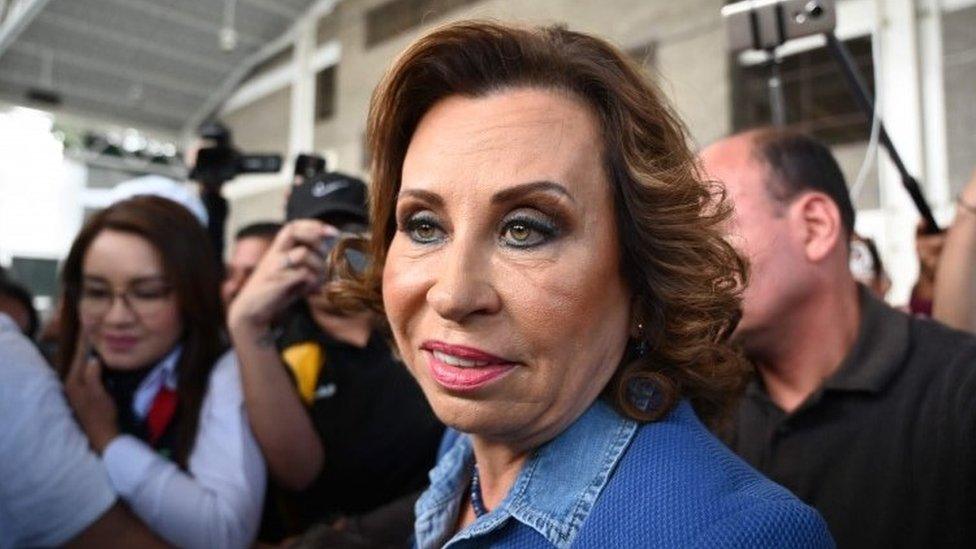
[420,341,517,391]
[102,334,139,353]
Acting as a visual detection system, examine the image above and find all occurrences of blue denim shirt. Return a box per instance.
[414,399,637,548]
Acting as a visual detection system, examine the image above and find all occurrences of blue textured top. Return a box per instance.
[415,399,834,548]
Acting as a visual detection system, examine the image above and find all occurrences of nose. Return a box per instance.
[103,293,137,324]
[426,238,501,324]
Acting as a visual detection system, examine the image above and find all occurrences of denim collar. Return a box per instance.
[414,399,638,548]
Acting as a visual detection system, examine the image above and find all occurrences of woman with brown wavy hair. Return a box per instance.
[317,20,833,547]
[58,196,265,548]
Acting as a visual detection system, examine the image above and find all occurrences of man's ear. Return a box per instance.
[788,192,844,262]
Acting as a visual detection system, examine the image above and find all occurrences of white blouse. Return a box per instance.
[101,351,266,549]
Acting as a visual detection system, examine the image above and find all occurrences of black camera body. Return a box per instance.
[293,153,327,184]
[188,122,282,189]
[722,0,835,52]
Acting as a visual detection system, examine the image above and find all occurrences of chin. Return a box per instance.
[436,403,512,437]
[96,345,162,371]
[423,387,533,439]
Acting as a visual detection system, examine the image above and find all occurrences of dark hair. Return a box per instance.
[58,196,225,468]
[0,276,38,338]
[235,221,283,242]
[750,128,856,237]
[331,20,749,428]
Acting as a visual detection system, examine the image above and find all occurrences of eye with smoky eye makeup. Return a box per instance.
[397,207,563,250]
[400,209,447,245]
[497,208,561,248]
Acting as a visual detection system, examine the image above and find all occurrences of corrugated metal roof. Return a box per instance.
[0,0,317,134]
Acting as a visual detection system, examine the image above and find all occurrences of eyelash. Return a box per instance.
[399,210,560,249]
[402,212,445,244]
[499,215,559,248]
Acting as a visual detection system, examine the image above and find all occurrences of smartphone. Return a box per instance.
[319,234,368,274]
[722,0,837,52]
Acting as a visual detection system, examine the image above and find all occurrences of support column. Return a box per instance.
[917,0,950,212]
[288,15,317,169]
[876,0,928,303]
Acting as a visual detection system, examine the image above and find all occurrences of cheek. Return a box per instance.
[382,240,432,349]
[505,245,630,369]
[80,314,100,337]
[145,303,184,343]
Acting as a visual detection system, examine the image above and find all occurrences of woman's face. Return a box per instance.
[383,88,632,449]
[79,230,183,370]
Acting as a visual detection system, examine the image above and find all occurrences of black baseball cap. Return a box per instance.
[286,171,368,227]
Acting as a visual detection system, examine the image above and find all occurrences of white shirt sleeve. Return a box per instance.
[0,322,117,548]
[101,352,266,549]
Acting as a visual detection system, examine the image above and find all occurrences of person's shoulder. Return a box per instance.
[905,316,976,387]
[601,403,831,542]
[692,495,834,548]
[0,327,58,401]
[623,401,768,483]
[909,315,976,358]
[203,349,245,403]
[909,312,976,347]
[580,405,833,546]
[0,326,118,547]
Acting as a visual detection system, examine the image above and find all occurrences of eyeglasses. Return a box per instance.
[79,283,174,319]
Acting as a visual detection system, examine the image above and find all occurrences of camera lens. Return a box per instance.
[806,1,824,18]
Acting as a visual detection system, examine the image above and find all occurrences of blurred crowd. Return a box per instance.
[1,19,974,549]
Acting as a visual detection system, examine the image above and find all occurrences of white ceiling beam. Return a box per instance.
[184,0,339,136]
[0,94,182,140]
[220,59,295,114]
[0,70,186,125]
[36,10,231,74]
[69,149,187,180]
[99,0,264,47]
[12,40,212,98]
[309,39,341,72]
[942,0,976,12]
[0,0,52,58]
[216,38,341,116]
[240,0,301,20]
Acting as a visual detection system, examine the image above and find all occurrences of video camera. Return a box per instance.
[721,0,940,233]
[188,121,282,189]
[722,0,834,51]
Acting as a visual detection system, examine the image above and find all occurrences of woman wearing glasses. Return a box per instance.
[58,196,265,549]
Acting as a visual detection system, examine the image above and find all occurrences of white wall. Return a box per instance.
[0,107,85,268]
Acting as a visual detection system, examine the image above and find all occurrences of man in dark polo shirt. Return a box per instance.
[700,128,976,547]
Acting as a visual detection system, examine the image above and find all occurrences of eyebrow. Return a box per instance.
[397,189,443,207]
[82,275,168,285]
[397,180,575,206]
[491,180,575,205]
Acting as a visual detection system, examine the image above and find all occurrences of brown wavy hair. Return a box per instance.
[58,195,225,468]
[329,20,748,428]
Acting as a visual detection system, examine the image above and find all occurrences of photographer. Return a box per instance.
[222,222,282,308]
[228,173,443,545]
[187,122,281,263]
